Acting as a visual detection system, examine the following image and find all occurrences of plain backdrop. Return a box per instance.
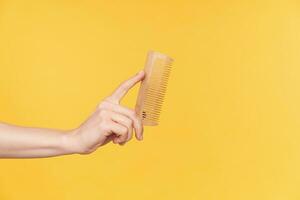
[1,1,300,200]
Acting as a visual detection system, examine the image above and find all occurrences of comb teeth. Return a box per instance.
[135,51,173,126]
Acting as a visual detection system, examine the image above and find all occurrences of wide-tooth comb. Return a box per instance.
[135,51,173,126]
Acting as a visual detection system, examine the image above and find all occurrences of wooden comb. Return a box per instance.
[135,51,173,126]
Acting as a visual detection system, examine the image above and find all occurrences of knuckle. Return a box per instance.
[98,100,112,109]
[133,118,140,126]
[125,119,133,127]
[121,127,128,135]
[104,97,116,104]
[98,109,108,117]
[99,121,110,131]
[129,110,136,118]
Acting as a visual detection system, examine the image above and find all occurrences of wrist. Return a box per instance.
[61,129,81,155]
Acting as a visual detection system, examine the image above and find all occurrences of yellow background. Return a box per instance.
[1,0,300,199]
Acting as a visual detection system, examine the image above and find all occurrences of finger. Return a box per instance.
[105,102,143,140]
[110,112,133,142]
[109,121,128,144]
[102,134,117,146]
[109,70,145,103]
[112,137,125,145]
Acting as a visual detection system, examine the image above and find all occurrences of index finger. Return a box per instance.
[109,70,145,103]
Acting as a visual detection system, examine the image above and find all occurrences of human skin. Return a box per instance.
[0,71,145,158]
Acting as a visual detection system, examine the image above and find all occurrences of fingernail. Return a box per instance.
[139,135,143,141]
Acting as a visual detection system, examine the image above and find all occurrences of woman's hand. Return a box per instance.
[67,71,145,154]
[0,71,145,158]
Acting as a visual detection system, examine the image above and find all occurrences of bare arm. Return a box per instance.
[0,123,74,158]
[0,71,145,158]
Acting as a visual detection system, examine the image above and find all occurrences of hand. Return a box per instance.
[68,70,145,154]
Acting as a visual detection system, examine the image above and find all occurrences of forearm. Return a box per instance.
[0,122,77,158]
